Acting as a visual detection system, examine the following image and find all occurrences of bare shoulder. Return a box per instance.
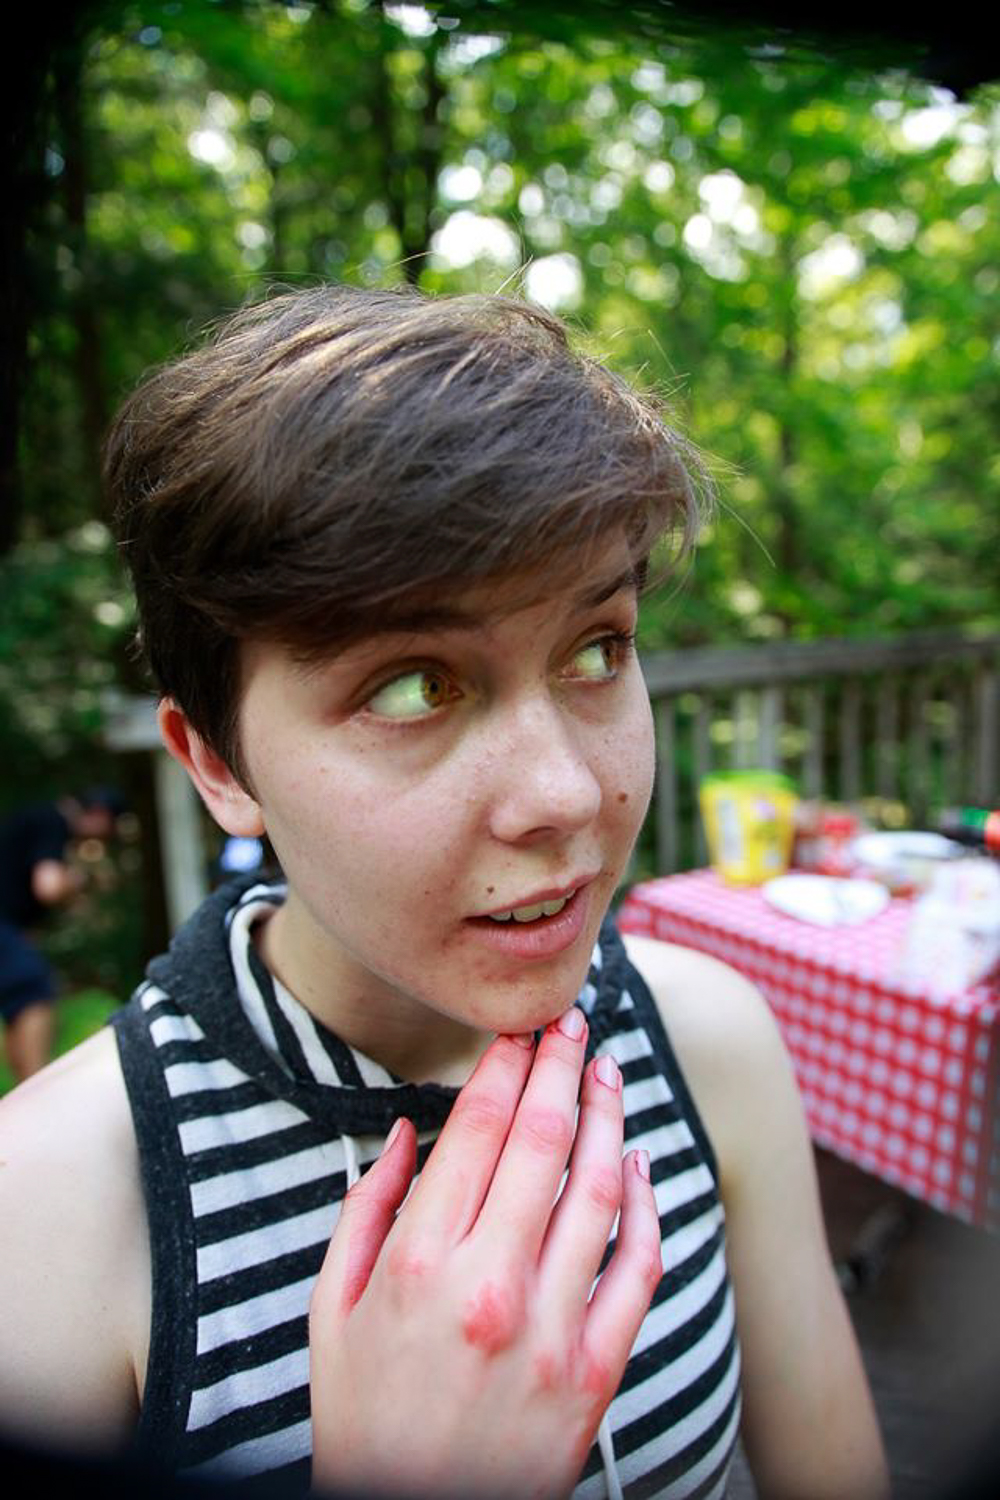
[623,933,890,1499]
[0,1025,148,1450]
[621,932,802,1197]
[622,931,777,1045]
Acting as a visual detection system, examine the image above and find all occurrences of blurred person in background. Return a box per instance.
[0,788,123,1081]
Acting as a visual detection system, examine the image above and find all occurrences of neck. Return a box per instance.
[256,896,492,1087]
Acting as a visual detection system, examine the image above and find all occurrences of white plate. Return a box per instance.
[851,831,962,868]
[763,874,890,927]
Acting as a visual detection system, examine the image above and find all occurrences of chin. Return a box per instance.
[484,971,594,1037]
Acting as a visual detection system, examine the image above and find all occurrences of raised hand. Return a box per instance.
[309,1007,663,1500]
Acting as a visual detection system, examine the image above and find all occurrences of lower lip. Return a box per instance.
[464,884,592,960]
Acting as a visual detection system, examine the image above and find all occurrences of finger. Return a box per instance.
[398,1031,535,1245]
[583,1150,663,1376]
[310,1117,417,1324]
[537,1051,624,1322]
[471,1006,589,1262]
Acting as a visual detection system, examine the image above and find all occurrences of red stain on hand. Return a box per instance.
[460,1281,519,1356]
[532,1349,562,1393]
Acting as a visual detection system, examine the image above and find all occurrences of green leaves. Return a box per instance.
[14,1,1000,759]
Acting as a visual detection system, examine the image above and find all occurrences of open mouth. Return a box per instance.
[463,882,592,960]
[484,893,574,924]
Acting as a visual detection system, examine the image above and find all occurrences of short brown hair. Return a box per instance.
[106,283,706,777]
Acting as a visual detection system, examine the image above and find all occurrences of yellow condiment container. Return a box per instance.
[699,770,799,886]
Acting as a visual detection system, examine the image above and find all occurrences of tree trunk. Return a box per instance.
[772,238,801,604]
[371,2,446,284]
[0,19,54,553]
[53,43,110,520]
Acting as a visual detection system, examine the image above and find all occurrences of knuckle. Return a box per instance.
[384,1237,435,1288]
[634,1240,665,1294]
[580,1346,616,1402]
[460,1276,525,1355]
[514,1103,574,1157]
[451,1088,512,1141]
[532,1347,566,1394]
[583,1163,623,1216]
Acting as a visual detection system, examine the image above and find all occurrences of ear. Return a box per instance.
[157,699,265,838]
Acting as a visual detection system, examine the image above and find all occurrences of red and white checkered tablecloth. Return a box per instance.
[618,869,1000,1230]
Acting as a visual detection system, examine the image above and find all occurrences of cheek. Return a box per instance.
[605,693,656,817]
[273,755,460,901]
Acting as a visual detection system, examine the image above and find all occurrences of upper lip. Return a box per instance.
[471,872,600,919]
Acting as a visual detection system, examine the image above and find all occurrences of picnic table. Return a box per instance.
[618,869,1000,1231]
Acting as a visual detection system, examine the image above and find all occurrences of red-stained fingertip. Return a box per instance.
[505,1031,536,1049]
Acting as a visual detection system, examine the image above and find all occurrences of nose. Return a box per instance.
[484,696,603,845]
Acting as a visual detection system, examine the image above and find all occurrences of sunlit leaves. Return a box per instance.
[16,1,1000,765]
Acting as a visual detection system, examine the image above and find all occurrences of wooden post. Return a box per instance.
[154,751,209,932]
[975,669,998,804]
[759,686,782,772]
[908,674,931,822]
[655,699,678,875]
[693,696,712,865]
[876,677,899,803]
[734,690,756,770]
[839,678,862,803]
[803,684,825,800]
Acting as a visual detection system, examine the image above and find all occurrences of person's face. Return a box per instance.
[225,549,654,1036]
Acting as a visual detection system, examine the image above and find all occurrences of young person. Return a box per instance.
[0,286,888,1500]
[0,789,121,1080]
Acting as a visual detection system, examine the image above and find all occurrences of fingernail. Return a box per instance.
[634,1148,651,1182]
[594,1054,620,1092]
[506,1031,536,1049]
[384,1118,405,1152]
[556,1006,586,1041]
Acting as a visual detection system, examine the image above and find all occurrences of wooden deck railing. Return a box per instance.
[641,632,1000,874]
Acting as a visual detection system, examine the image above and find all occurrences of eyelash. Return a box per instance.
[362,629,637,724]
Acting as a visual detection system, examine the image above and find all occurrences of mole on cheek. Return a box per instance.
[486,885,495,895]
[617,792,629,804]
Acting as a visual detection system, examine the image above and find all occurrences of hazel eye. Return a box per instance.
[570,634,632,681]
[366,669,458,720]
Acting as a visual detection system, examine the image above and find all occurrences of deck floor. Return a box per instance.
[726,1148,1000,1499]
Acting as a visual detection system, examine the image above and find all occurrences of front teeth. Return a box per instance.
[488,895,571,923]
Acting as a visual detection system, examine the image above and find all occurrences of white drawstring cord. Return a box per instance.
[597,1411,624,1500]
[341,1131,360,1190]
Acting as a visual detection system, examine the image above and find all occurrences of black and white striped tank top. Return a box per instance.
[113,876,740,1499]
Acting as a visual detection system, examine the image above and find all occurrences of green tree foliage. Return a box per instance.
[4,0,999,986]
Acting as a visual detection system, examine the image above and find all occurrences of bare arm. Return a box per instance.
[0,1028,149,1452]
[624,933,890,1500]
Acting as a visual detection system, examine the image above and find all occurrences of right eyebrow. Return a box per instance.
[362,603,482,637]
[365,565,642,639]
